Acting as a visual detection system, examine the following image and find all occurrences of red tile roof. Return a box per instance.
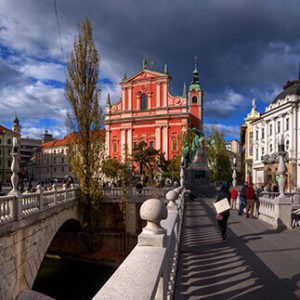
[0,125,11,134]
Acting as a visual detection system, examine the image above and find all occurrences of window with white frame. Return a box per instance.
[269,123,272,136]
[262,128,265,139]
[277,121,280,133]
[270,143,273,153]
[286,118,289,131]
[286,139,289,151]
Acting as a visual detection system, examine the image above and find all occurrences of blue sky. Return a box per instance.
[1,0,300,141]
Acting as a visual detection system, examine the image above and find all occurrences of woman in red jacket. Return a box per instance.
[230,187,238,210]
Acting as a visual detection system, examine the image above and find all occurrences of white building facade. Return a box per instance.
[252,79,300,191]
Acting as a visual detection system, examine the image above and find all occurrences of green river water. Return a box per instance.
[32,256,116,300]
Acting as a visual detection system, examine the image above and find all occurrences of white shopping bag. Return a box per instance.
[213,198,230,214]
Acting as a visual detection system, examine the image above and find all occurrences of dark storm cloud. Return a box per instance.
[58,0,300,119]
[0,59,26,87]
[1,0,300,138]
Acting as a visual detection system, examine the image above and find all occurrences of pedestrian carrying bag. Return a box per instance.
[213,198,230,214]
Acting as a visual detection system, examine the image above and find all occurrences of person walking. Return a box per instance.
[238,182,248,215]
[214,181,231,240]
[245,183,256,218]
[230,186,238,210]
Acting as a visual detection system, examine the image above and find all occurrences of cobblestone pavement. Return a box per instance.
[174,197,300,300]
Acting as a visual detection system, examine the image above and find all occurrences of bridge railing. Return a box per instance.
[103,186,171,202]
[0,185,78,224]
[258,191,300,229]
[93,186,186,300]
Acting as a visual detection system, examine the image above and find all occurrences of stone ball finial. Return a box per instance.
[140,198,167,234]
[166,190,178,207]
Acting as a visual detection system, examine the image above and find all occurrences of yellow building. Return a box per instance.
[240,99,260,183]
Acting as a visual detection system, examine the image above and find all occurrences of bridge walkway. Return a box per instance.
[174,197,300,299]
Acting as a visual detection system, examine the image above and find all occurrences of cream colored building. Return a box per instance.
[251,78,300,191]
[240,99,260,183]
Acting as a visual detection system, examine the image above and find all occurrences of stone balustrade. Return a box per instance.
[93,186,185,300]
[103,186,171,202]
[0,186,78,225]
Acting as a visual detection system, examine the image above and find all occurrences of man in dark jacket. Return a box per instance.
[238,182,248,215]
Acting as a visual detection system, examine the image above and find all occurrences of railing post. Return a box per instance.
[166,190,178,209]
[13,195,22,220]
[52,183,57,205]
[37,184,44,211]
[139,198,168,299]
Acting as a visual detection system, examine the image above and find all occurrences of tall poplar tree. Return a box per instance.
[65,17,103,230]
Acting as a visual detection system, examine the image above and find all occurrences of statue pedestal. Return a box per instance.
[185,152,214,197]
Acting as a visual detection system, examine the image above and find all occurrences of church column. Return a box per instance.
[122,87,126,110]
[162,125,169,160]
[121,129,126,162]
[127,128,132,156]
[156,82,161,108]
[106,129,110,156]
[128,85,132,110]
[163,82,167,107]
[147,92,152,109]
[155,126,161,152]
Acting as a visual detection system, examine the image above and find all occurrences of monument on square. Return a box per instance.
[184,128,213,196]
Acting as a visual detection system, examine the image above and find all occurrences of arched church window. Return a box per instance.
[141,94,147,110]
[192,96,197,103]
[286,140,289,151]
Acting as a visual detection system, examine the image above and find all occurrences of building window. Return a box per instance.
[286,118,289,131]
[270,143,273,153]
[249,132,253,156]
[54,150,56,154]
[255,149,258,160]
[141,94,147,110]
[269,124,272,136]
[149,141,154,148]
[8,138,11,145]
[192,96,197,103]
[61,166,64,172]
[0,138,2,144]
[277,121,280,133]
[133,141,138,148]
[172,139,178,152]
[113,141,118,153]
[262,128,265,139]
[286,140,289,151]
[62,149,64,154]
[256,130,259,140]
[62,157,64,163]
[54,167,56,172]
[262,147,265,155]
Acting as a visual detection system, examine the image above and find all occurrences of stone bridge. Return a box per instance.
[0,187,81,300]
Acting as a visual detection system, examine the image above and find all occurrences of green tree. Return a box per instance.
[206,127,231,182]
[65,17,103,231]
[131,141,165,184]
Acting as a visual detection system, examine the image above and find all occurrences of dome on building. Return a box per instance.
[272,79,300,104]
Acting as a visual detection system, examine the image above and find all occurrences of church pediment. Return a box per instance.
[124,70,168,84]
